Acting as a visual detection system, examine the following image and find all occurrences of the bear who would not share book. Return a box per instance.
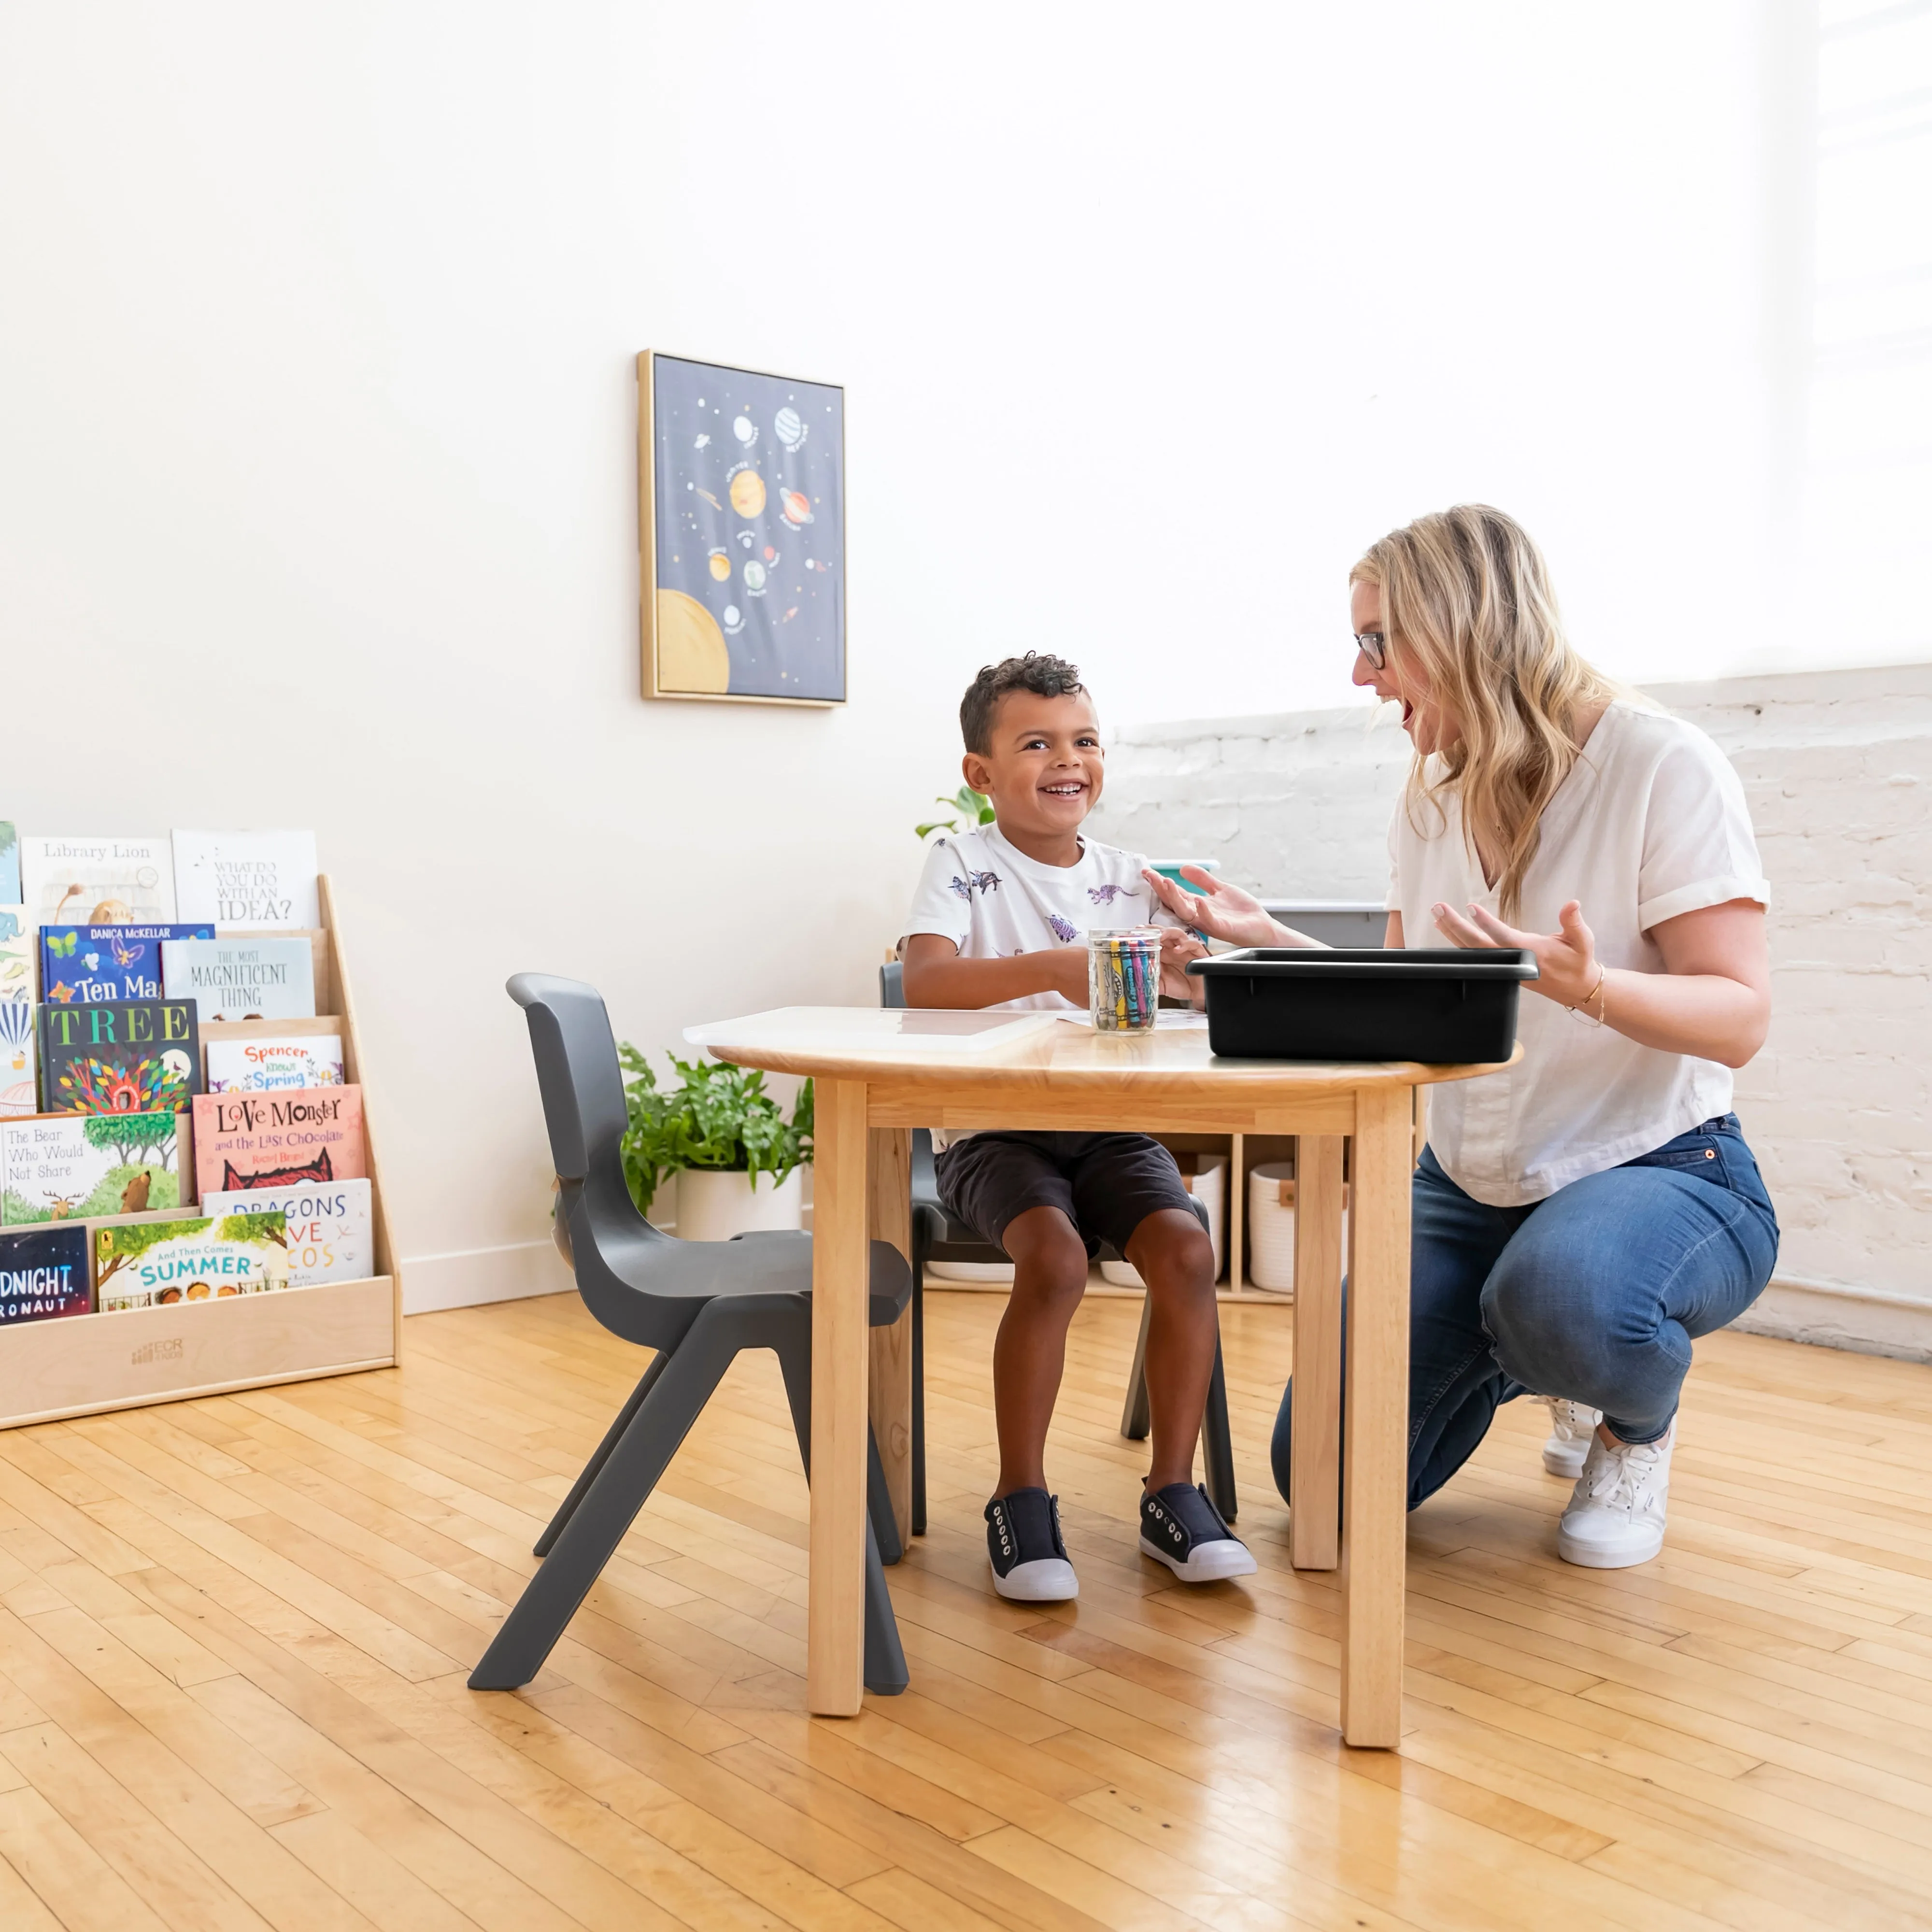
[191,1086,364,1196]
[0,1224,92,1322]
[0,1112,182,1224]
[37,999,202,1114]
[161,936,315,1023]
[39,923,215,1007]
[94,1211,290,1312]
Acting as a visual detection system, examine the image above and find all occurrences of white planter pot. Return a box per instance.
[671,1166,805,1242]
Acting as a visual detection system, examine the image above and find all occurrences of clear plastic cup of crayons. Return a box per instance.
[1088,926,1163,1033]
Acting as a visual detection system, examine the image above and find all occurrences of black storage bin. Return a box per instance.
[1186,947,1538,1062]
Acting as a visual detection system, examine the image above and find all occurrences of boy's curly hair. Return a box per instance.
[960,652,1087,755]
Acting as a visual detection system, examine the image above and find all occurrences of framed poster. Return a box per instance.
[639,351,846,706]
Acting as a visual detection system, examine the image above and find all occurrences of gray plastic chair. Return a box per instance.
[879,963,1237,1531]
[468,973,910,1696]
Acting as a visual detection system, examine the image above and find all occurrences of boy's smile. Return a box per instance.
[961,689,1105,867]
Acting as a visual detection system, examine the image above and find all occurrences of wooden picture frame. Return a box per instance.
[639,349,847,707]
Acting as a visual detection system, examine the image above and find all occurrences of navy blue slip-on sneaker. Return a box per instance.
[985,1488,1079,1601]
[1139,1482,1257,1583]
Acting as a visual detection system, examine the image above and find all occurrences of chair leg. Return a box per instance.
[1120,1290,1153,1441]
[469,1314,734,1691]
[868,1426,903,1567]
[1202,1330,1239,1524]
[910,1233,928,1536]
[775,1321,909,1697]
[534,1346,671,1557]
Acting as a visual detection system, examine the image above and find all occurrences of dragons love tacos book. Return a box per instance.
[191,1085,364,1196]
[0,1111,182,1225]
[39,923,215,1006]
[36,999,202,1114]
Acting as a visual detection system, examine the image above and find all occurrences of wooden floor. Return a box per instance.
[1,1293,1931,1931]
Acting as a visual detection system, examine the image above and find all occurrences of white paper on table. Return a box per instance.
[1057,1008,1209,1030]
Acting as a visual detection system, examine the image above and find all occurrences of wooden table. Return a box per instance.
[688,1007,1509,1748]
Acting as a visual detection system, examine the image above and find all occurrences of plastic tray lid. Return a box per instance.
[1186,946,1539,982]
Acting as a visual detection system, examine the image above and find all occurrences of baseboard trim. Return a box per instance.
[1732,1273,1932,1363]
[401,1239,571,1316]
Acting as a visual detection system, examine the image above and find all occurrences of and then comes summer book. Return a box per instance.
[94,1211,290,1312]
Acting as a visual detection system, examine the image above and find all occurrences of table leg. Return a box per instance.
[1339,1084,1413,1748]
[1290,1134,1346,1569]
[867,1127,914,1547]
[809,1078,870,1716]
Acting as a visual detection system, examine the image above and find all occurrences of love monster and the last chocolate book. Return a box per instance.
[190,1085,365,1196]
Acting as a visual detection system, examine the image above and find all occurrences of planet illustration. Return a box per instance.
[723,604,745,635]
[779,489,813,526]
[694,432,710,450]
[733,414,757,445]
[655,589,730,693]
[774,406,806,450]
[729,470,767,517]
[743,560,768,594]
[763,545,777,561]
[708,548,730,580]
[695,487,723,511]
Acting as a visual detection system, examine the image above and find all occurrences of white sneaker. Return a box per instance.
[1539,1396,1604,1479]
[1558,1427,1672,1569]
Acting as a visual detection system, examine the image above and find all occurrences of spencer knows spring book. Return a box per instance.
[39,922,215,1006]
[192,1086,364,1195]
[205,1033,344,1093]
[18,836,176,928]
[0,1223,91,1323]
[0,1111,181,1224]
[94,1211,289,1312]
[37,1000,202,1114]
[162,936,315,1023]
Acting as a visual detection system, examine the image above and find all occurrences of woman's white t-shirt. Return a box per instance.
[1388,701,1769,1208]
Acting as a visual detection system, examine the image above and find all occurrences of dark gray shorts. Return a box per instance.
[934,1131,1196,1258]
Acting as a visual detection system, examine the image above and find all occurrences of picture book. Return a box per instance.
[0,1005,35,1118]
[192,1085,364,1196]
[202,1177,371,1286]
[94,1210,289,1312]
[172,831,319,930]
[0,1223,91,1323]
[1,1111,181,1224]
[161,936,315,1023]
[37,1000,201,1114]
[18,836,176,928]
[39,922,215,1007]
[0,825,17,906]
[0,906,27,1002]
[205,1032,345,1093]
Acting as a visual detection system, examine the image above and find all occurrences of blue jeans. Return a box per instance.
[1270,1115,1780,1511]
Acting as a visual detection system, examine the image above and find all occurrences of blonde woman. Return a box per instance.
[1148,505,1778,1569]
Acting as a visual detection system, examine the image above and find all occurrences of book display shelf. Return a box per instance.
[0,876,399,1430]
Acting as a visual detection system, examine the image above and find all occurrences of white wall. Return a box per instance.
[0,3,1857,1307]
[1095,665,1932,1358]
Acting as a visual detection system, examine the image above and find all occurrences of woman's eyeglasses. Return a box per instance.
[1353,631,1387,671]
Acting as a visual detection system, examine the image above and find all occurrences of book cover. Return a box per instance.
[39,922,216,1007]
[0,907,28,1002]
[205,1033,345,1093]
[18,836,176,928]
[37,1000,201,1114]
[192,1085,364,1196]
[201,1177,371,1286]
[172,831,320,930]
[0,1005,35,1118]
[161,936,315,1023]
[0,1223,91,1322]
[94,1210,289,1311]
[0,825,17,906]
[1,1111,182,1224]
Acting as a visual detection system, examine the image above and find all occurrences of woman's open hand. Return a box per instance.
[1142,867,1282,948]
[1158,927,1209,1005]
[1432,897,1599,1009]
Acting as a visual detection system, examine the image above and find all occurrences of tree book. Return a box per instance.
[0,1111,183,1224]
[191,1086,365,1196]
[205,1033,345,1093]
[161,936,315,1023]
[39,922,215,1007]
[17,836,176,928]
[94,1210,289,1312]
[37,999,202,1114]
[201,1176,371,1285]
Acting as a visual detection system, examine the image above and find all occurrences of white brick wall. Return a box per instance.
[1094,664,1932,1358]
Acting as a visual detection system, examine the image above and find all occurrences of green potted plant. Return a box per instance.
[616,1046,814,1241]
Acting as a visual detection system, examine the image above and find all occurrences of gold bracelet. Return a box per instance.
[1568,966,1607,1028]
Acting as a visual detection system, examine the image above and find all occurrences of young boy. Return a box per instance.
[900,652,1255,1601]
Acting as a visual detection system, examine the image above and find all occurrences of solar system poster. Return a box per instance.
[640,351,846,705]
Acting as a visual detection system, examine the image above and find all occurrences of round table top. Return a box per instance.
[686,1006,1517,1097]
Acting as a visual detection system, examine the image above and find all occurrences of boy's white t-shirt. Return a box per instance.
[900,823,1172,1148]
